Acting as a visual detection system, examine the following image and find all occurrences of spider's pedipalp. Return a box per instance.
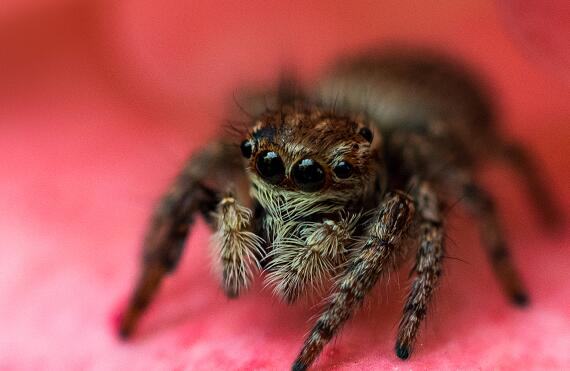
[265,214,359,303]
[212,194,265,298]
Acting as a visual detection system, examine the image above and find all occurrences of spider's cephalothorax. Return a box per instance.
[118,48,562,370]
[245,105,378,214]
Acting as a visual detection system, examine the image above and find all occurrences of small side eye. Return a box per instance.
[240,140,253,158]
[256,151,285,184]
[292,158,326,192]
[333,161,352,179]
[358,127,373,142]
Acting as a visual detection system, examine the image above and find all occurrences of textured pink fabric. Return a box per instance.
[1,1,569,370]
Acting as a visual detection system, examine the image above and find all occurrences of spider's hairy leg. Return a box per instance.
[395,182,444,359]
[213,194,264,298]
[494,141,564,229]
[119,177,218,339]
[461,179,529,306]
[292,192,415,371]
[118,142,249,339]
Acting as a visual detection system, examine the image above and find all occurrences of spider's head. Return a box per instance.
[240,104,381,217]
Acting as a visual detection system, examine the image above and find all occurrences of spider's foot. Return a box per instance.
[111,304,135,340]
[512,292,530,307]
[292,360,308,371]
[116,308,138,340]
[223,286,240,299]
[118,319,135,340]
[395,343,411,360]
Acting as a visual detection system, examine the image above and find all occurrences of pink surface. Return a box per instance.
[1,1,569,370]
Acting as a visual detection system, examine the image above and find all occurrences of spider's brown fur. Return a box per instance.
[118,48,562,370]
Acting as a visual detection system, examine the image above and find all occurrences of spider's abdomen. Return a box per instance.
[316,48,497,158]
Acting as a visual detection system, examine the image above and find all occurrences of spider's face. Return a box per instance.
[240,105,380,215]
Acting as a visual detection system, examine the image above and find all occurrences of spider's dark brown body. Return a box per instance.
[118,49,561,370]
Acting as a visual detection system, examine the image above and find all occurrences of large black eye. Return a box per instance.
[359,127,373,142]
[333,161,352,179]
[292,158,326,192]
[256,151,285,184]
[240,140,253,158]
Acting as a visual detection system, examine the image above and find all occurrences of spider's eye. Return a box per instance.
[240,140,253,158]
[256,151,285,184]
[333,161,352,179]
[292,158,325,192]
[358,127,373,142]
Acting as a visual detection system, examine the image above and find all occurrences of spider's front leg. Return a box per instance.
[292,191,415,371]
[118,142,259,338]
[395,181,444,359]
[118,175,219,339]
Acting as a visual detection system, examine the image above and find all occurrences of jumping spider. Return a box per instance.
[118,49,561,370]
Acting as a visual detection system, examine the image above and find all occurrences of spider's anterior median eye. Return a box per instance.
[256,151,285,184]
[358,127,373,142]
[240,140,253,158]
[292,158,326,192]
[333,161,352,179]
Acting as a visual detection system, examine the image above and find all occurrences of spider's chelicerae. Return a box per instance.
[118,49,561,370]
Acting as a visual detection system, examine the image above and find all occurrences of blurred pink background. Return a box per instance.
[0,1,569,370]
